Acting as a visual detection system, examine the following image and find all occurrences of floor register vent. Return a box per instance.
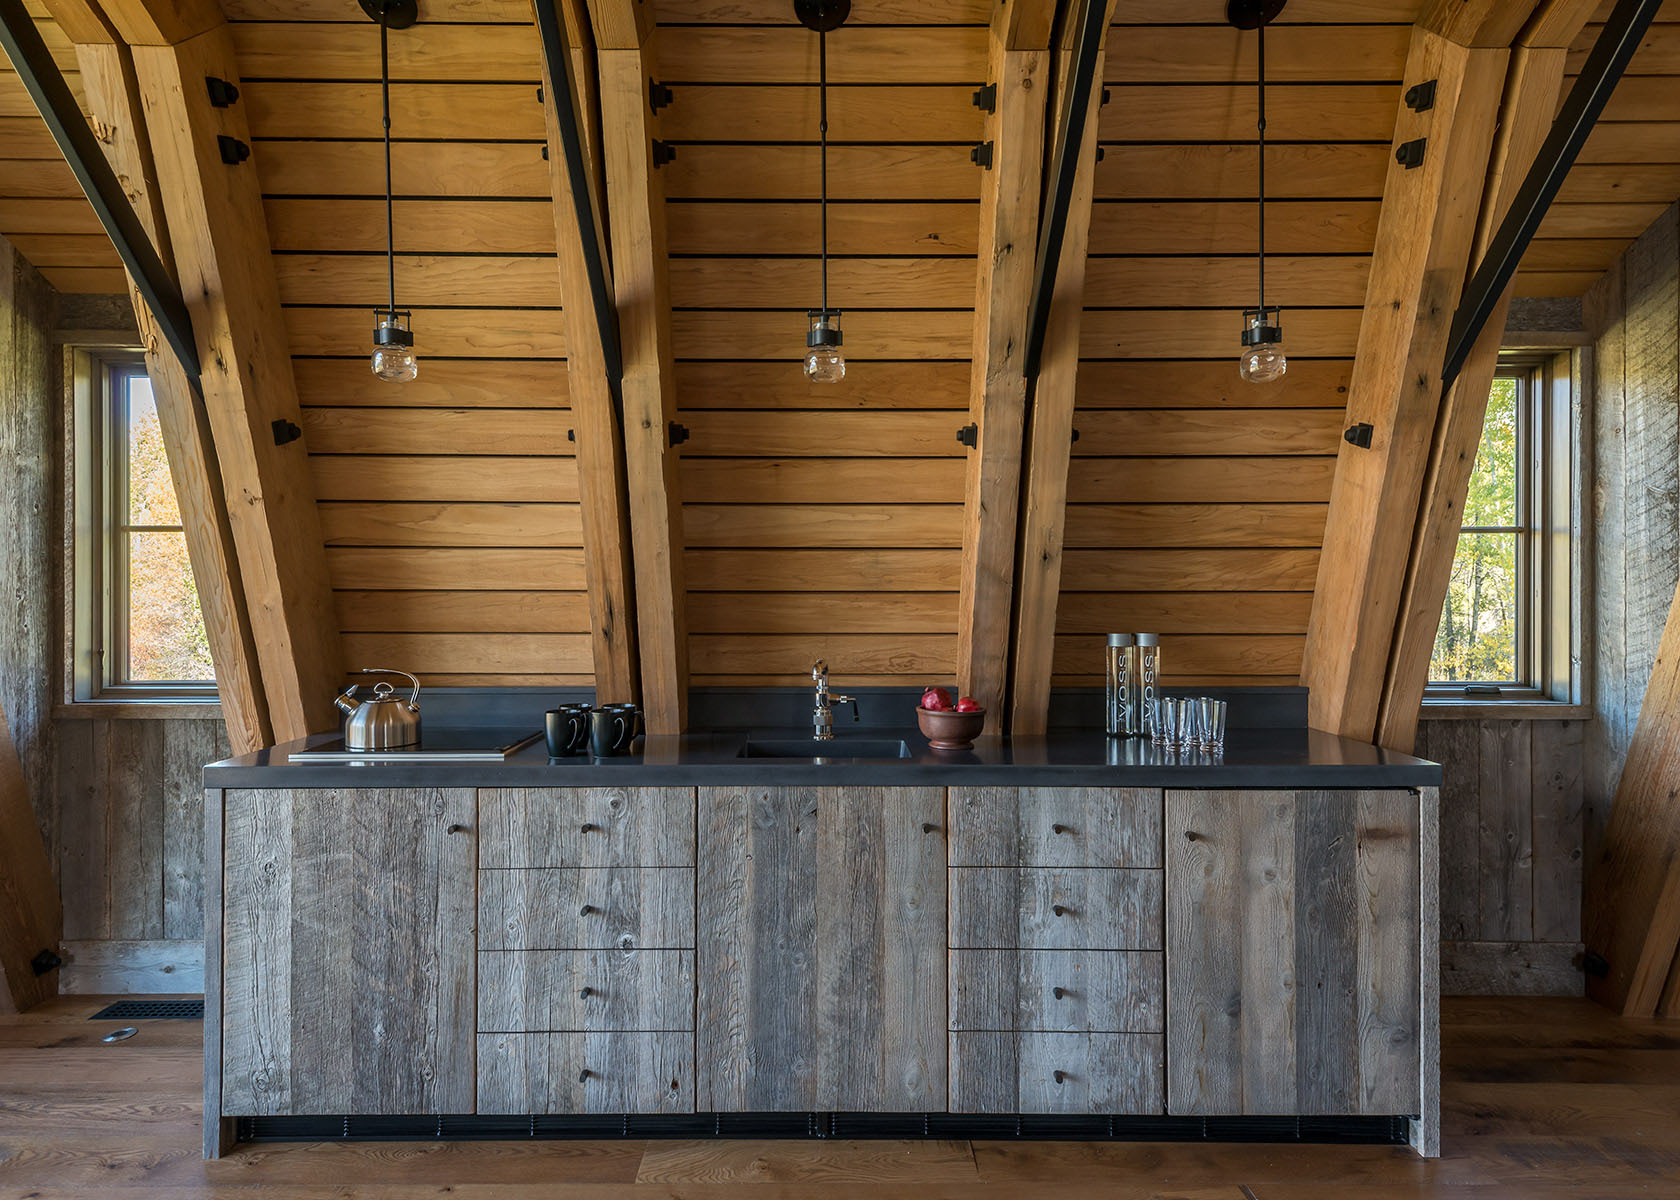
[89,999,205,1021]
[240,1113,1411,1145]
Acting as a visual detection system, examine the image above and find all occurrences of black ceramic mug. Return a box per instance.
[588,706,637,757]
[601,702,641,740]
[545,704,591,757]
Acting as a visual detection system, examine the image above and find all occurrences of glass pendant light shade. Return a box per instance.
[805,310,845,383]
[1238,307,1287,383]
[372,310,418,382]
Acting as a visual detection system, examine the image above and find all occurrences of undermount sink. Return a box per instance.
[738,738,913,761]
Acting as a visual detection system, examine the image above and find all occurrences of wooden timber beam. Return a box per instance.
[532,0,640,707]
[42,0,271,753]
[0,695,60,1012]
[130,18,343,740]
[1008,0,1117,736]
[1300,27,1509,743]
[1376,5,1599,754]
[1587,577,1680,1015]
[956,0,1056,732]
[591,0,689,733]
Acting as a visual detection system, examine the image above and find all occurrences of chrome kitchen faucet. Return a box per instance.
[811,659,859,740]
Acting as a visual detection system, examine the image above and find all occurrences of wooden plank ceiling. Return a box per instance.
[0,0,1675,691]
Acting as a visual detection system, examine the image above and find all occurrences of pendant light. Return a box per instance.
[796,0,849,383]
[1231,0,1287,384]
[365,0,418,383]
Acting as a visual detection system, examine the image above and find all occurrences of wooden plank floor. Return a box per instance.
[2,996,1678,1197]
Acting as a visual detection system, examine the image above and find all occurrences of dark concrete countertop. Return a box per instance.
[204,727,1441,789]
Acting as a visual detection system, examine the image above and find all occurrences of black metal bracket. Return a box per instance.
[668,421,690,447]
[1343,422,1374,449]
[30,949,61,977]
[650,80,674,112]
[970,141,993,169]
[1403,79,1436,113]
[1071,427,1080,443]
[531,0,624,398]
[206,76,241,108]
[1023,0,1109,380]
[217,135,250,165]
[957,422,978,448]
[1394,138,1426,169]
[1442,0,1664,389]
[0,0,202,379]
[567,428,575,443]
[272,419,302,446]
[972,82,996,113]
[652,140,677,167]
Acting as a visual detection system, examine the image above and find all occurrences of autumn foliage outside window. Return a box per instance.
[80,361,216,697]
[1431,373,1523,684]
[1427,355,1577,705]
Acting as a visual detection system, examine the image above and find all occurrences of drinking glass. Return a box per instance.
[1196,697,1228,752]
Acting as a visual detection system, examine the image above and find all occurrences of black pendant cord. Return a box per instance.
[381,11,396,316]
[819,27,830,314]
[1256,20,1266,313]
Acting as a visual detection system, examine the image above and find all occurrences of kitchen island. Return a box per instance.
[201,727,1442,1159]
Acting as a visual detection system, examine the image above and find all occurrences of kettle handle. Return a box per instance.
[358,667,421,707]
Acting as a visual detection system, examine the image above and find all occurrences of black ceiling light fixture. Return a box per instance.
[795,0,849,383]
[365,0,419,383]
[1230,0,1288,384]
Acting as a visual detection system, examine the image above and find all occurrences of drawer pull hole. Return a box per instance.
[1053,1070,1066,1085]
[921,822,939,834]
[446,823,468,835]
[580,904,598,916]
[1052,823,1073,835]
[1053,986,1066,999]
[581,822,599,833]
[1052,904,1071,917]
[580,986,593,998]
[579,1069,592,1082]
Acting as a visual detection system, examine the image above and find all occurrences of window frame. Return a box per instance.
[68,348,220,706]
[1423,348,1585,713]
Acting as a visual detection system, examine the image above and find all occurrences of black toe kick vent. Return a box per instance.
[238,1113,1410,1145]
[89,999,204,1021]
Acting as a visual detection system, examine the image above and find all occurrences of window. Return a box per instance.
[71,353,217,702]
[1428,352,1578,704]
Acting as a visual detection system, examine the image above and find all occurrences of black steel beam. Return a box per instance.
[0,0,201,379]
[1441,0,1663,388]
[1022,0,1108,381]
[530,0,624,396]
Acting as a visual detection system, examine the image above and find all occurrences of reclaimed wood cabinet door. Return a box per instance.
[697,786,947,1111]
[1165,789,1424,1117]
[220,788,477,1115]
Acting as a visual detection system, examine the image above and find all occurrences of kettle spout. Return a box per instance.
[333,687,360,716]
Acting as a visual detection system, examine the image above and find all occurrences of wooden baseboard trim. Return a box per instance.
[59,939,205,995]
[1441,940,1583,996]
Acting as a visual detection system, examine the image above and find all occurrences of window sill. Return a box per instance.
[55,700,223,721]
[1418,700,1590,722]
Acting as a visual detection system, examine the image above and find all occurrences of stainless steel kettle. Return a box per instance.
[334,668,422,750]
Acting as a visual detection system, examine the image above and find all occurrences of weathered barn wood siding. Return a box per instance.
[53,717,229,993]
[1416,718,1586,996]
[1580,200,1680,983]
[0,234,57,869]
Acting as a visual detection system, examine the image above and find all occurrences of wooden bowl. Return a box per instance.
[917,705,985,751]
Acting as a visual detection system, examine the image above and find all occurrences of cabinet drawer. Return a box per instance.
[478,949,695,1032]
[949,788,1162,868]
[477,1032,693,1114]
[949,1032,1163,1114]
[479,868,695,950]
[949,950,1163,1033]
[479,788,695,868]
[949,868,1163,950]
